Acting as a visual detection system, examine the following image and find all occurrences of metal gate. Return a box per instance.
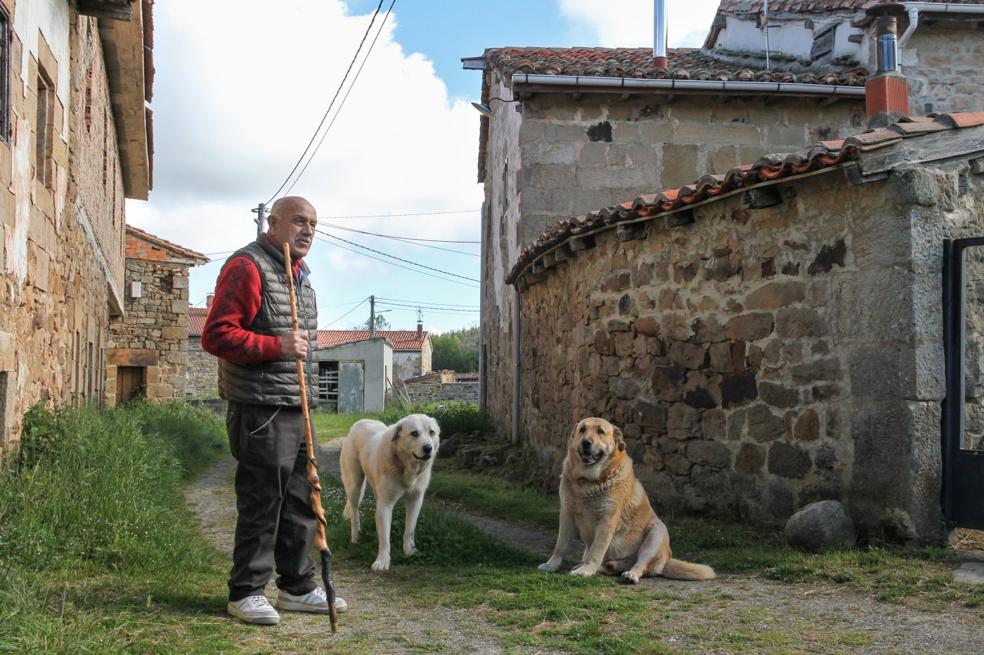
[338,361,365,414]
[942,238,984,529]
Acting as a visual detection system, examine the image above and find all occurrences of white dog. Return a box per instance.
[340,414,440,571]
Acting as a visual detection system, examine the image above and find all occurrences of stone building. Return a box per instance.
[0,0,154,453]
[505,112,984,541]
[105,226,206,405]
[468,1,984,441]
[186,305,214,399]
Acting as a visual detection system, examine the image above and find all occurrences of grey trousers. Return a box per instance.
[226,402,318,602]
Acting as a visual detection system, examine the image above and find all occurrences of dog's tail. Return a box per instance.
[661,558,716,581]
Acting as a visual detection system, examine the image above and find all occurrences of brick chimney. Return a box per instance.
[416,320,423,337]
[865,5,909,127]
[206,294,214,310]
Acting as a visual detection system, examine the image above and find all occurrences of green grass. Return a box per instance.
[311,412,375,442]
[429,469,562,530]
[426,467,984,615]
[324,477,914,655]
[0,402,235,654]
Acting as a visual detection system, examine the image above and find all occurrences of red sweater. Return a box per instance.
[201,255,304,364]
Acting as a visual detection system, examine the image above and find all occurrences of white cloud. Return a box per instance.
[558,0,721,48]
[127,0,483,324]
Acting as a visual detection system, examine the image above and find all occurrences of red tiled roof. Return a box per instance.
[486,47,867,86]
[126,225,207,263]
[317,330,429,351]
[506,112,984,285]
[187,319,433,349]
[715,0,979,12]
[188,307,207,337]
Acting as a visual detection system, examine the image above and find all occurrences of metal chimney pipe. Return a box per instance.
[875,15,899,74]
[654,0,668,70]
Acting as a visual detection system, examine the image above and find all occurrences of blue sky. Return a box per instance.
[127,0,718,333]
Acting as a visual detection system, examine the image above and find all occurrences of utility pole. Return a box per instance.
[252,202,267,239]
[369,295,376,337]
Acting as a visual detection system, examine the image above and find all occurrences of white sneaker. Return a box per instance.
[277,587,348,614]
[227,595,280,625]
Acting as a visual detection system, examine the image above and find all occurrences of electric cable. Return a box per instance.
[322,297,371,327]
[284,0,397,196]
[314,236,479,288]
[315,230,478,282]
[263,0,385,205]
[321,222,480,243]
[321,208,479,219]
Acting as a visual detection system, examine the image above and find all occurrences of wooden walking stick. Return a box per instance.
[283,242,339,633]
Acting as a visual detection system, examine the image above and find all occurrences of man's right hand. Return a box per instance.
[280,330,309,359]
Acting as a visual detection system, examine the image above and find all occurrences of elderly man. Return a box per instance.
[202,196,348,625]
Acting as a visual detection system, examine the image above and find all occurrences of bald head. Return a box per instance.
[266,196,317,260]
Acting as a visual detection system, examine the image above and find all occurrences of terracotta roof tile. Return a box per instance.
[486,47,868,87]
[715,0,979,13]
[317,330,429,351]
[506,112,984,285]
[188,307,207,337]
[125,225,207,263]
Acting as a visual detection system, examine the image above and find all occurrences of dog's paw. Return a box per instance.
[403,544,418,557]
[621,570,640,584]
[370,557,391,572]
[350,533,360,544]
[569,564,598,577]
[537,560,561,573]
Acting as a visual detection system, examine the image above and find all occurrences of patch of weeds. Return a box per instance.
[0,403,234,654]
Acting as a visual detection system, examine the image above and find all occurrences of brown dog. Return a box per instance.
[538,417,716,583]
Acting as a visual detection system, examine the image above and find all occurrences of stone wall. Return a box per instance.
[106,258,192,404]
[480,66,868,441]
[905,23,984,115]
[0,7,129,453]
[512,162,984,541]
[186,337,218,398]
[403,371,480,404]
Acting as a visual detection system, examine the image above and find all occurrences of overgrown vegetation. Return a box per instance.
[0,402,234,654]
[378,400,495,437]
[430,327,479,372]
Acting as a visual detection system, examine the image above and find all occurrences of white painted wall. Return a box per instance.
[714,14,867,67]
[13,0,71,133]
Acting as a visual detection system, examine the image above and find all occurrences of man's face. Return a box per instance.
[267,198,317,259]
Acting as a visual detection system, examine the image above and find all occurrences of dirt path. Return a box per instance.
[185,454,516,655]
[188,443,984,655]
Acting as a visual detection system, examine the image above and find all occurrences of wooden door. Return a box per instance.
[116,366,146,404]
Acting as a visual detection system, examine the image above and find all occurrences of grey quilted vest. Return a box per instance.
[217,236,319,407]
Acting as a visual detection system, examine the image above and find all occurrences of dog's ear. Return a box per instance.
[612,425,625,452]
[391,420,402,442]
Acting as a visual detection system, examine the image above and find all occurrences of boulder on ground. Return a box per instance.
[784,500,856,552]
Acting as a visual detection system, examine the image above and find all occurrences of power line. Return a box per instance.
[263,0,385,204]
[375,296,478,308]
[315,229,479,283]
[284,0,397,196]
[321,222,480,244]
[322,297,370,328]
[321,223,478,257]
[375,301,479,314]
[314,237,479,288]
[322,208,479,220]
